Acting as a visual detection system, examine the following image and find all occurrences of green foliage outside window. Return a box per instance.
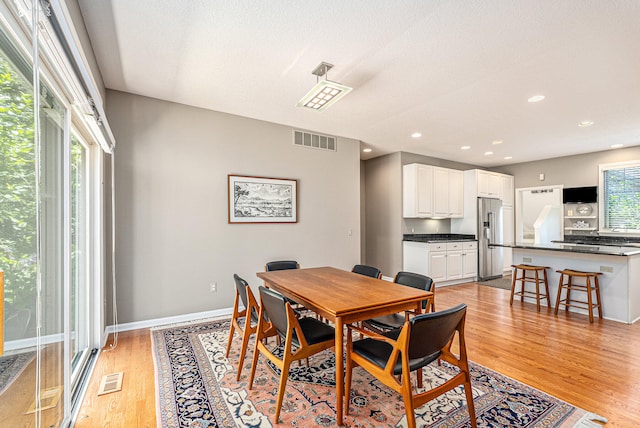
[0,54,36,313]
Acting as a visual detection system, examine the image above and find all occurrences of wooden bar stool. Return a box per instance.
[554,269,603,323]
[510,264,551,312]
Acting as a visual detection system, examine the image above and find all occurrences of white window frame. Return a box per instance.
[598,160,640,236]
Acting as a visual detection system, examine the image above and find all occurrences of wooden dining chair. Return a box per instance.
[226,274,263,380]
[352,264,382,279]
[249,286,335,424]
[265,260,300,271]
[346,304,477,428]
[363,271,435,332]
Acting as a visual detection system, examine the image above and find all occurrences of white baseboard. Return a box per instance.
[103,307,234,338]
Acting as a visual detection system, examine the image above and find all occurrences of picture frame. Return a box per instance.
[228,175,298,223]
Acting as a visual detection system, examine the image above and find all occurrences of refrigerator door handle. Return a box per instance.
[487,212,493,243]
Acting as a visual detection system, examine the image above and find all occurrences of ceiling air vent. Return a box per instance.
[293,130,336,152]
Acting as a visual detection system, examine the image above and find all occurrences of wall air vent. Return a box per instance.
[293,130,336,152]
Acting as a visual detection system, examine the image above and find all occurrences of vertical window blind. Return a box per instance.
[603,163,640,231]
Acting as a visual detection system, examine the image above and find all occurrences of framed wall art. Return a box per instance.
[228,175,298,223]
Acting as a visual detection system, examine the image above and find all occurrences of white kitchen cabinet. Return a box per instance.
[462,241,478,278]
[428,250,447,282]
[448,169,464,217]
[478,170,501,198]
[403,164,434,217]
[445,242,463,280]
[404,164,464,218]
[501,175,514,207]
[403,240,477,286]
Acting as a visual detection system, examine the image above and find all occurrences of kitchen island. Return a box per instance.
[492,242,640,324]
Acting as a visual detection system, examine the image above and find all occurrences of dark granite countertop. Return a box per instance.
[403,233,476,243]
[554,235,640,247]
[491,241,640,256]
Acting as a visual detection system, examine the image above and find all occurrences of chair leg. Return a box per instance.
[225,322,236,358]
[416,368,423,389]
[463,377,478,428]
[248,339,261,390]
[236,324,252,381]
[401,379,416,428]
[274,357,292,423]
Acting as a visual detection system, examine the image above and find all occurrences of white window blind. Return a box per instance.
[602,163,640,231]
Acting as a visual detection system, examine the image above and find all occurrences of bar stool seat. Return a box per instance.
[510,264,551,312]
[554,269,603,323]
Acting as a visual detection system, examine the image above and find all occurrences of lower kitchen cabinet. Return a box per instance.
[403,241,478,286]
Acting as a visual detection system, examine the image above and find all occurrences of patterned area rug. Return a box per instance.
[0,350,35,395]
[151,319,606,428]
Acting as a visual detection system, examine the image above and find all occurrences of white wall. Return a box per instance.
[106,90,361,324]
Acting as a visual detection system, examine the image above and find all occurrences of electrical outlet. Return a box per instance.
[600,266,613,273]
[210,282,217,292]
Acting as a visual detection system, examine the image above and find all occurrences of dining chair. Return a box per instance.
[248,286,335,424]
[226,274,263,380]
[345,304,477,428]
[362,271,435,333]
[265,260,308,313]
[265,260,300,271]
[352,264,382,279]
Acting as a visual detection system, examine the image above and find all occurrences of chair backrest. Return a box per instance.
[233,274,259,322]
[265,260,300,271]
[394,271,434,309]
[352,264,382,279]
[258,286,290,338]
[407,304,466,360]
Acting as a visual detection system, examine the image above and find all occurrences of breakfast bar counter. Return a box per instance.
[492,242,640,324]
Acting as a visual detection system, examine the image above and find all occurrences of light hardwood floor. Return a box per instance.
[75,282,640,427]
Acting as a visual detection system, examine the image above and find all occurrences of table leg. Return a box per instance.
[335,316,344,426]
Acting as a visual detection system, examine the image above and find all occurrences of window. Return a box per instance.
[599,161,640,233]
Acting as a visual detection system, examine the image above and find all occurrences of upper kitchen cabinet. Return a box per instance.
[403,164,464,218]
[473,169,514,206]
[403,163,434,217]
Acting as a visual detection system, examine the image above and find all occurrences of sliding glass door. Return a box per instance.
[0,7,103,425]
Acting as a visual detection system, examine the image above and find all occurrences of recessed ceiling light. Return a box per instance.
[578,120,594,127]
[528,95,545,103]
[611,144,624,149]
[492,140,503,145]
[411,132,422,138]
[362,148,372,153]
[504,156,513,160]
[460,146,471,150]
[484,151,493,155]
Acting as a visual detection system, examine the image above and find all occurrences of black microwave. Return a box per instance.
[563,186,597,203]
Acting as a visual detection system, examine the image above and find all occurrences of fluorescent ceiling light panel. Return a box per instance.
[578,120,594,127]
[297,81,352,111]
[411,132,422,138]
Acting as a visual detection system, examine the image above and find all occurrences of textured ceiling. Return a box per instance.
[78,0,640,166]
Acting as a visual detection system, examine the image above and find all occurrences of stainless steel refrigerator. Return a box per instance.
[478,197,504,280]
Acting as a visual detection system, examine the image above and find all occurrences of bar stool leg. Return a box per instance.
[586,275,594,323]
[543,269,551,308]
[534,269,540,312]
[554,272,564,315]
[509,267,517,305]
[595,276,603,318]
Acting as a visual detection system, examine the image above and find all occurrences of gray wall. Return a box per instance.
[363,153,402,276]
[106,90,361,324]
[363,151,477,276]
[493,146,640,189]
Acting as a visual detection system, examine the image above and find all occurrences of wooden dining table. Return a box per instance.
[256,266,433,426]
